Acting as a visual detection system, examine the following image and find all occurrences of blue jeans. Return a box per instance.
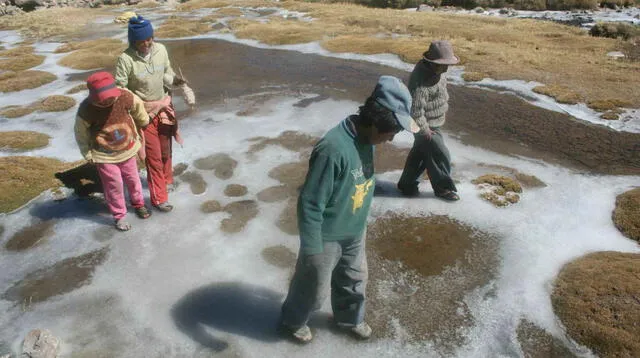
[280,233,367,328]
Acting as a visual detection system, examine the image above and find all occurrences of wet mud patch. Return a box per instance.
[2,247,109,305]
[261,245,296,269]
[221,200,259,234]
[265,161,308,235]
[516,320,576,358]
[224,184,248,197]
[472,174,523,207]
[268,161,307,190]
[277,198,298,236]
[366,213,499,352]
[374,142,410,174]
[180,171,207,195]
[256,185,291,203]
[246,131,318,158]
[193,153,237,180]
[92,226,115,243]
[173,162,188,177]
[200,199,223,213]
[552,251,640,358]
[612,187,640,242]
[4,220,56,251]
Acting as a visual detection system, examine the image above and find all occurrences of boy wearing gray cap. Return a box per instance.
[279,76,419,343]
[398,40,460,201]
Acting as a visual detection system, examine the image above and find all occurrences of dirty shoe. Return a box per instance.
[350,322,372,340]
[154,202,173,212]
[115,219,131,231]
[280,323,313,343]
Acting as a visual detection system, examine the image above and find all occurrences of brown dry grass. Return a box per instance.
[462,72,487,82]
[552,251,640,358]
[135,1,161,8]
[66,83,87,94]
[0,70,56,92]
[0,46,45,71]
[155,17,213,38]
[0,131,50,151]
[612,187,640,242]
[57,39,126,70]
[0,8,109,40]
[0,156,75,213]
[473,174,523,207]
[183,1,640,109]
[1,106,35,118]
[533,84,583,104]
[215,7,245,17]
[1,95,76,118]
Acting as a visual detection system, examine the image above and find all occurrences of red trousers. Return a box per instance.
[143,117,173,206]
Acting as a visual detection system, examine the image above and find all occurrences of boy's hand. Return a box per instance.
[173,76,187,86]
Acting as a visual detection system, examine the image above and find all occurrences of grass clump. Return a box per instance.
[66,83,87,94]
[57,39,126,70]
[0,70,56,92]
[155,17,213,38]
[533,85,582,104]
[462,71,486,82]
[612,187,640,242]
[0,131,50,151]
[552,251,640,358]
[1,95,76,118]
[135,1,161,8]
[0,46,45,71]
[472,174,523,207]
[1,106,36,118]
[0,8,109,40]
[587,99,631,112]
[590,22,640,41]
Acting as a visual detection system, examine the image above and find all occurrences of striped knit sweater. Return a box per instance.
[408,61,449,130]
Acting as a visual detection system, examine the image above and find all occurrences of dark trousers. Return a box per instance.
[398,128,457,193]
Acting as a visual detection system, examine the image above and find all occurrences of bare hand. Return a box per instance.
[173,76,187,86]
[422,128,434,140]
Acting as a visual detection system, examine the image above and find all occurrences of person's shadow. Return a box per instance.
[171,282,286,352]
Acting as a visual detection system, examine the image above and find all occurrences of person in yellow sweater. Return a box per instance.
[74,71,151,231]
[115,15,186,213]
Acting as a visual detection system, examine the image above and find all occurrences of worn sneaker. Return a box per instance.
[154,202,174,212]
[280,323,313,343]
[349,322,372,340]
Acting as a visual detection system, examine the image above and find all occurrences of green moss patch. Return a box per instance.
[0,70,56,92]
[0,131,50,151]
[612,187,640,242]
[0,156,74,213]
[552,251,640,358]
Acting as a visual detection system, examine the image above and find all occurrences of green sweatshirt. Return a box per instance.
[297,116,375,255]
[114,42,175,102]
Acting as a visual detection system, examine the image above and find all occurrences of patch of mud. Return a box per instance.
[180,171,207,195]
[268,161,307,189]
[193,153,237,180]
[246,131,318,158]
[173,162,188,177]
[276,198,298,236]
[261,245,296,269]
[224,184,248,197]
[516,320,577,358]
[552,251,640,358]
[4,220,55,251]
[221,200,259,234]
[92,226,115,243]
[374,142,410,174]
[2,247,109,305]
[200,200,223,213]
[366,213,499,353]
[612,187,640,242]
[256,185,291,203]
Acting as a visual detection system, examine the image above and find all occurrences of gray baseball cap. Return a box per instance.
[371,76,420,133]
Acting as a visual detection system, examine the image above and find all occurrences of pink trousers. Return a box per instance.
[96,156,145,220]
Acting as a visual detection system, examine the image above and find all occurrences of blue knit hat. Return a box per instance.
[128,16,154,45]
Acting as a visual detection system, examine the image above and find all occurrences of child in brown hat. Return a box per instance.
[397,40,461,201]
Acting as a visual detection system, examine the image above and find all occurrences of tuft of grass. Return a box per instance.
[0,156,75,212]
[54,39,124,54]
[1,106,36,118]
[612,187,640,242]
[1,95,76,118]
[0,131,50,151]
[215,7,245,17]
[552,251,640,358]
[0,8,110,40]
[66,83,87,94]
[589,22,640,40]
[533,85,582,104]
[462,71,487,82]
[58,48,125,71]
[0,46,45,71]
[155,17,214,38]
[473,174,523,193]
[473,174,523,207]
[135,1,161,8]
[587,99,632,112]
[0,70,57,92]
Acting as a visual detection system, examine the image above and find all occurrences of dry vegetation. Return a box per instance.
[0,46,45,71]
[0,156,76,213]
[612,187,640,242]
[472,174,523,207]
[57,39,126,70]
[462,71,486,82]
[1,95,76,118]
[0,131,50,151]
[552,251,640,358]
[0,70,56,92]
[155,17,214,38]
[66,83,87,94]
[0,8,109,40]
[177,1,639,111]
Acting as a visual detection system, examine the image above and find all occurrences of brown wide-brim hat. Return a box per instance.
[422,40,459,65]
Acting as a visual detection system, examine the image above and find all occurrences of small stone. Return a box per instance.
[22,329,60,358]
[606,51,625,59]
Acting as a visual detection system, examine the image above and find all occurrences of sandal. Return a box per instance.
[154,202,174,213]
[435,190,460,201]
[135,206,152,219]
[115,219,131,231]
